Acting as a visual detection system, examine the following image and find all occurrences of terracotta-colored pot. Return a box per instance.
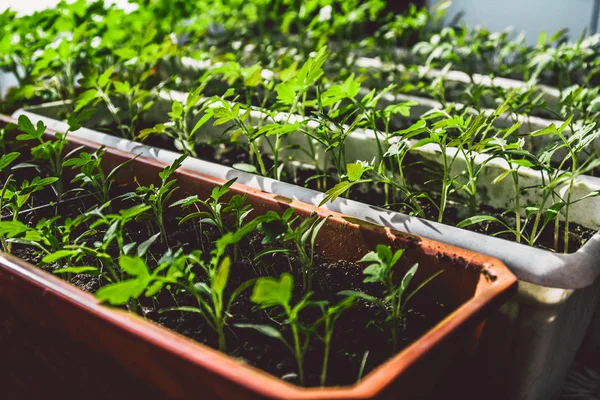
[0,116,517,399]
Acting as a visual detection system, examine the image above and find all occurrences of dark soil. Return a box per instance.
[8,186,449,388]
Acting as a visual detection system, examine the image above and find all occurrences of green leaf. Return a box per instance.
[160,306,205,315]
[319,181,355,206]
[53,266,99,276]
[399,263,419,298]
[213,256,231,296]
[456,215,501,228]
[95,279,149,305]
[113,80,131,94]
[191,112,213,135]
[251,273,293,309]
[42,249,80,263]
[114,48,137,60]
[17,115,36,137]
[347,162,365,182]
[276,82,297,104]
[137,232,160,257]
[235,323,286,343]
[74,89,99,112]
[169,101,184,120]
[98,66,114,88]
[338,290,386,309]
[0,221,28,237]
[0,152,19,172]
[119,255,150,279]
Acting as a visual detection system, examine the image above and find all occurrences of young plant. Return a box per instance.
[63,147,132,205]
[75,65,158,141]
[44,203,152,282]
[257,209,329,292]
[16,112,94,201]
[236,273,313,385]
[139,85,215,157]
[126,155,187,244]
[172,178,250,236]
[340,245,443,351]
[315,296,356,386]
[158,212,281,352]
[0,151,21,252]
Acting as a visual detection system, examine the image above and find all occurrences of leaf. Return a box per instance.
[170,195,199,208]
[160,306,205,315]
[191,112,213,135]
[119,255,150,279]
[235,323,287,343]
[74,89,99,112]
[276,82,297,104]
[53,266,99,276]
[338,290,386,309]
[347,162,366,182]
[98,66,114,88]
[0,221,29,237]
[119,204,151,220]
[17,115,36,137]
[42,249,80,263]
[0,152,19,172]
[399,263,419,298]
[319,181,355,206]
[251,273,293,309]
[213,256,231,296]
[67,108,97,131]
[95,279,149,305]
[137,232,160,257]
[169,101,184,120]
[113,81,131,94]
[456,215,501,228]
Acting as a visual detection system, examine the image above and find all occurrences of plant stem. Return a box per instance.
[512,171,521,243]
[291,321,305,385]
[320,319,332,386]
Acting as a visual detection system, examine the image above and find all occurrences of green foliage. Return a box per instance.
[340,245,443,350]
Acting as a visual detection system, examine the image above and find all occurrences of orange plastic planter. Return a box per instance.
[0,116,517,399]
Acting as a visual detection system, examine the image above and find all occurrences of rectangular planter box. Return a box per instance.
[12,98,600,399]
[0,115,516,398]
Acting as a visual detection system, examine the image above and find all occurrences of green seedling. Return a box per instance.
[125,155,187,244]
[159,212,282,352]
[340,245,443,351]
[139,85,215,157]
[236,273,314,385]
[16,112,94,201]
[63,147,133,205]
[256,209,329,292]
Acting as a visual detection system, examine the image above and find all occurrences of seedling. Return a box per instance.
[340,245,443,351]
[139,85,215,157]
[63,147,132,205]
[159,212,281,352]
[236,273,314,385]
[257,210,329,292]
[125,155,187,244]
[16,112,94,201]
